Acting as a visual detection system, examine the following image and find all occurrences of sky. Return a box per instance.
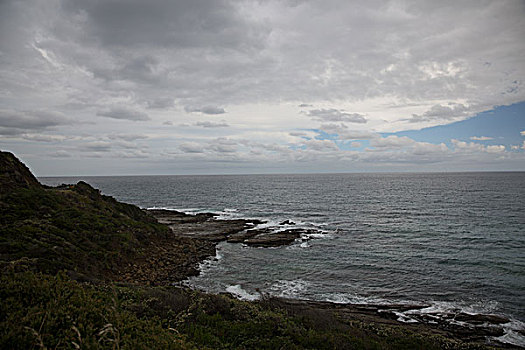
[0,0,524,176]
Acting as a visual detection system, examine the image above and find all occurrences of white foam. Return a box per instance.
[146,206,179,211]
[189,246,224,278]
[323,294,351,304]
[393,311,419,323]
[286,240,311,250]
[269,279,311,298]
[321,292,387,305]
[496,320,525,347]
[146,206,211,215]
[226,285,260,301]
[302,231,332,239]
[404,300,500,317]
[399,301,525,347]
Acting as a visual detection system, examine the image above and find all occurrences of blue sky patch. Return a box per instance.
[386,102,525,150]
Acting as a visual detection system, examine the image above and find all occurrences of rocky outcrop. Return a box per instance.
[268,298,515,346]
[243,230,302,247]
[149,210,324,248]
[227,228,267,243]
[229,227,322,247]
[279,220,296,225]
[149,209,264,241]
[118,235,217,285]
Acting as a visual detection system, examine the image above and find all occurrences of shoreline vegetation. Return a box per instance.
[0,151,520,349]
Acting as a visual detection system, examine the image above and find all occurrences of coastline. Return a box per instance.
[1,150,522,349]
[127,209,522,349]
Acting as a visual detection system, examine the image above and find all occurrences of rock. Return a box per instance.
[454,312,510,325]
[148,209,216,225]
[227,228,268,243]
[244,229,302,247]
[279,220,296,226]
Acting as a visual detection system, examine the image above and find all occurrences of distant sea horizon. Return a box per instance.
[38,169,525,178]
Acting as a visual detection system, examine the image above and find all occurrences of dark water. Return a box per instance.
[41,172,525,344]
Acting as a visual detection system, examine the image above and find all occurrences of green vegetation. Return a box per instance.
[0,270,187,349]
[0,181,169,279]
[2,269,482,350]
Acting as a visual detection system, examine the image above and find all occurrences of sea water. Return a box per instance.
[41,172,525,345]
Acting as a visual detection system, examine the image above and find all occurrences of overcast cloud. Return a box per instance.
[0,0,524,175]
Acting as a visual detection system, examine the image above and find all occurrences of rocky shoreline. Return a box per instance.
[116,209,522,349]
[118,209,323,285]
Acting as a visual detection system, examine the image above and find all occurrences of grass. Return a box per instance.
[0,270,188,349]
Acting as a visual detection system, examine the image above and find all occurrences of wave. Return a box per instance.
[268,280,311,298]
[226,285,260,301]
[219,283,525,347]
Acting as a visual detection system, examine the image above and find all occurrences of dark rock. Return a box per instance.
[279,220,296,226]
[454,312,510,325]
[227,228,269,243]
[230,228,325,247]
[148,209,216,225]
[244,229,302,247]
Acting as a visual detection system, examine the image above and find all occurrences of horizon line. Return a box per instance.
[37,169,525,178]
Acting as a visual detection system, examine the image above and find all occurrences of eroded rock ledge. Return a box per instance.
[118,209,323,286]
[149,209,323,247]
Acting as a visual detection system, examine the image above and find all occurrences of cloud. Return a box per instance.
[451,139,484,152]
[486,145,505,153]
[116,149,150,158]
[319,124,378,140]
[307,109,367,123]
[21,133,69,142]
[178,142,205,153]
[0,109,71,134]
[146,97,175,109]
[407,103,468,123]
[194,121,229,128]
[411,142,449,156]
[470,136,493,141]
[97,107,150,121]
[210,138,237,153]
[451,139,506,153]
[61,0,265,49]
[107,134,149,141]
[303,139,339,151]
[185,106,226,115]
[370,135,415,148]
[48,150,73,158]
[80,141,113,152]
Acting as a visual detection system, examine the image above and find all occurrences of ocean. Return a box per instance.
[40,172,525,345]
